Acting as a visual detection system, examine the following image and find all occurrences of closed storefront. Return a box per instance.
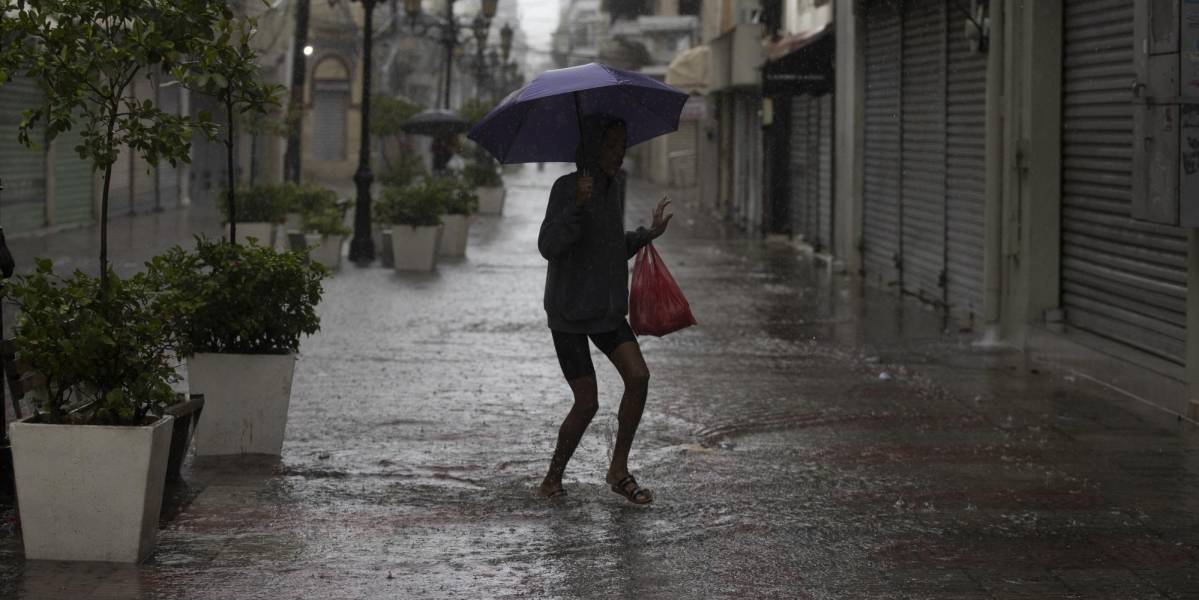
[944,0,987,317]
[764,23,835,251]
[789,96,813,242]
[898,0,946,304]
[1060,0,1187,364]
[862,0,902,285]
[817,92,833,254]
[732,93,763,233]
[52,122,94,227]
[0,77,48,233]
[189,92,227,209]
[312,79,349,162]
[787,94,833,252]
[859,0,987,319]
[108,143,133,218]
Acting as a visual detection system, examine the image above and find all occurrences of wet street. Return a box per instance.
[3,165,1199,599]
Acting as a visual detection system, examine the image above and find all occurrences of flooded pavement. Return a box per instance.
[3,165,1199,599]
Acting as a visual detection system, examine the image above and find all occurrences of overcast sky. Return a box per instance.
[516,0,560,53]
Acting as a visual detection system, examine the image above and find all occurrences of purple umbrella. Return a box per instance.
[467,62,689,164]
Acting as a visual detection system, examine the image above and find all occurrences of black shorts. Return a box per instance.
[551,319,638,381]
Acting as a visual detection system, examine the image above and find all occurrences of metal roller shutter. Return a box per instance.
[863,0,902,284]
[0,78,47,233]
[157,81,181,209]
[818,93,834,255]
[106,137,133,219]
[944,1,987,319]
[1061,0,1187,364]
[789,96,811,242]
[313,80,349,161]
[900,0,947,303]
[53,122,94,227]
[805,96,821,247]
[189,92,226,209]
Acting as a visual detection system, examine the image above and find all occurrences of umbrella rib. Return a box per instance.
[612,85,681,135]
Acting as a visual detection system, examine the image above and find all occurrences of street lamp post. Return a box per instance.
[403,0,498,110]
[348,0,378,264]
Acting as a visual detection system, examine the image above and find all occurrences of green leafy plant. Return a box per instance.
[302,204,350,237]
[378,150,428,188]
[438,173,479,216]
[462,159,503,188]
[3,0,242,288]
[144,238,326,356]
[3,261,180,425]
[370,94,423,139]
[370,94,423,173]
[220,183,290,224]
[375,180,445,227]
[288,182,340,215]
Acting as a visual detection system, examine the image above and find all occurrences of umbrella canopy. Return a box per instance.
[401,108,470,137]
[467,62,689,164]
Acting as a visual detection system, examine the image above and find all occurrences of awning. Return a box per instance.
[665,45,711,95]
[762,25,834,97]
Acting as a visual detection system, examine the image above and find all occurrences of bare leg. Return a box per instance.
[539,374,599,497]
[604,341,650,488]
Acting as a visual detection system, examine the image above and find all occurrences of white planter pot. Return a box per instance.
[391,224,440,272]
[438,214,471,257]
[305,234,344,270]
[374,226,394,268]
[9,415,174,562]
[476,186,505,215]
[232,222,276,247]
[188,353,296,456]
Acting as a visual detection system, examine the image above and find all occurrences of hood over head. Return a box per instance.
[574,113,626,174]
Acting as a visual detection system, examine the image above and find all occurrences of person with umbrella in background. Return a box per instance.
[468,63,688,504]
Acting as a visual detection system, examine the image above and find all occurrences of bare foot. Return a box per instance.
[538,479,566,498]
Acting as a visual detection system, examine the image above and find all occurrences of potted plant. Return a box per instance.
[438,173,479,258]
[375,180,444,272]
[300,203,351,270]
[374,152,428,267]
[4,263,181,562]
[221,184,289,247]
[145,238,325,457]
[370,94,423,178]
[0,0,268,564]
[459,98,506,215]
[464,159,505,215]
[188,14,284,246]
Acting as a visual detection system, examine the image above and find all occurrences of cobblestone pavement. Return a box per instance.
[2,165,1199,599]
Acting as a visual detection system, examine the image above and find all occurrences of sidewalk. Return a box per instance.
[1,165,1198,599]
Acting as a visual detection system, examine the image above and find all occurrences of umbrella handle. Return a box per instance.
[574,91,584,163]
[573,92,590,177]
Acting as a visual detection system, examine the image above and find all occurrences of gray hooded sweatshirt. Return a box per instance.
[538,117,652,333]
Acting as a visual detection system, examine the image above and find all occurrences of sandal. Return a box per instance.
[538,482,567,499]
[610,475,653,505]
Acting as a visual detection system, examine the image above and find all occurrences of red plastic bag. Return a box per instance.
[629,243,697,337]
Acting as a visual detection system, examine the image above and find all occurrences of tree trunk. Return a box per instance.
[226,92,236,244]
[100,152,112,290]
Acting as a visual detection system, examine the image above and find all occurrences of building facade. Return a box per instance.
[672,0,1199,418]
